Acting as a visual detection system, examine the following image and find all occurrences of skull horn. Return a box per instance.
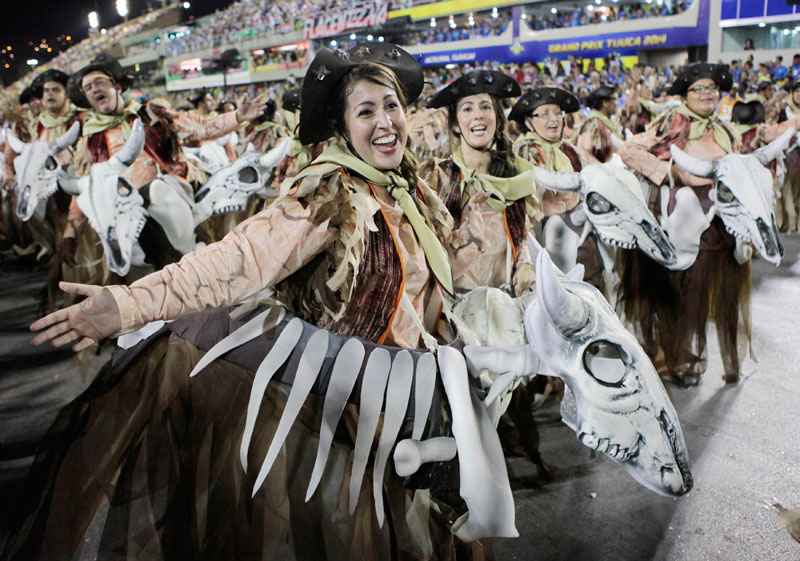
[5,129,26,154]
[259,136,291,169]
[532,166,582,193]
[49,121,81,154]
[112,119,146,168]
[753,126,795,166]
[57,169,83,195]
[536,250,589,337]
[669,144,718,179]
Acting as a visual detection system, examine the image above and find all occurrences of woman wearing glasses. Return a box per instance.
[509,88,606,288]
[618,63,747,386]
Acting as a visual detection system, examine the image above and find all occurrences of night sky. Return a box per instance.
[0,0,229,87]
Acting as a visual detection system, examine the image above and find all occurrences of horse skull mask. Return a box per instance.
[532,162,678,267]
[522,235,692,496]
[8,121,81,221]
[669,128,791,266]
[58,120,147,276]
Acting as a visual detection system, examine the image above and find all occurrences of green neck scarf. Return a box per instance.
[587,109,622,138]
[450,149,534,212]
[38,104,79,136]
[734,123,758,137]
[524,131,574,172]
[252,120,279,133]
[313,143,454,296]
[82,99,142,138]
[676,104,733,154]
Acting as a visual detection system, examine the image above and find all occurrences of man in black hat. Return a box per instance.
[577,84,624,163]
[32,70,82,141]
[70,53,266,190]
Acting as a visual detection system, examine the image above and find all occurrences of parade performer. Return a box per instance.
[418,69,549,476]
[510,87,605,288]
[2,43,495,561]
[64,53,266,279]
[618,63,749,385]
[778,82,800,232]
[576,85,624,164]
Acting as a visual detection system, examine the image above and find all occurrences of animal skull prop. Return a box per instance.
[669,127,791,266]
[7,121,81,221]
[183,133,234,175]
[521,234,692,496]
[57,120,147,276]
[193,137,290,225]
[532,161,678,267]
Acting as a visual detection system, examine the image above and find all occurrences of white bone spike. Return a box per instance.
[669,144,718,178]
[532,166,582,192]
[393,437,457,477]
[240,316,302,472]
[252,328,329,497]
[373,350,414,526]
[349,348,391,514]
[5,130,25,154]
[305,338,366,501]
[113,119,145,168]
[49,121,81,154]
[412,352,436,441]
[753,126,795,166]
[537,250,589,336]
[437,346,518,541]
[190,307,284,378]
[259,136,291,168]
[56,169,83,196]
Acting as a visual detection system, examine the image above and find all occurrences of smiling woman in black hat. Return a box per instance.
[419,69,540,294]
[8,43,507,561]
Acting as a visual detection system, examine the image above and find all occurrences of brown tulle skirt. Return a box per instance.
[617,248,751,384]
[2,326,493,561]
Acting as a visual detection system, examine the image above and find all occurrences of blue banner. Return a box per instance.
[419,0,709,66]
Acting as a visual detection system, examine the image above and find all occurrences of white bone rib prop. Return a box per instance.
[349,348,391,514]
[240,317,304,472]
[412,352,437,441]
[372,350,414,526]
[393,437,458,477]
[10,121,81,221]
[251,327,329,496]
[438,346,518,541]
[305,338,366,501]
[670,142,785,266]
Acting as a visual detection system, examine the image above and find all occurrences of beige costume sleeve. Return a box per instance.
[760,115,800,144]
[618,127,670,186]
[107,191,339,333]
[147,99,241,144]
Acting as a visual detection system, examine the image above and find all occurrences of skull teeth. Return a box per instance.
[598,233,635,250]
[212,204,246,216]
[580,430,636,462]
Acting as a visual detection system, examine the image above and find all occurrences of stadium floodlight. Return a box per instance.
[330,39,337,47]
[491,7,498,18]
[367,34,374,41]
[551,7,557,13]
[88,11,99,29]
[116,0,128,18]
[430,17,436,27]
[183,2,191,8]
[27,58,38,67]
[350,33,356,40]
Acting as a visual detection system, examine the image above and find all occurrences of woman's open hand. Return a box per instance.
[30,282,122,352]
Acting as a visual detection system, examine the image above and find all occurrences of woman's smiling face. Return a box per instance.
[343,78,408,170]
[455,93,497,150]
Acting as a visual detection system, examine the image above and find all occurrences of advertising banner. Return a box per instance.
[303,2,389,40]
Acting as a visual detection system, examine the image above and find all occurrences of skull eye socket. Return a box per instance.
[586,192,614,214]
[237,166,258,184]
[717,183,735,204]
[583,340,628,386]
[117,178,133,197]
[44,156,58,171]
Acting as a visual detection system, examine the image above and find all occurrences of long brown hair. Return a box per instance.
[447,95,518,178]
[331,63,419,188]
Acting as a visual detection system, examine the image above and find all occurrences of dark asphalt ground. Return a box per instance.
[1,237,799,561]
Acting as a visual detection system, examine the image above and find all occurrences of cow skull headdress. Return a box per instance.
[58,119,146,276]
[7,121,81,221]
[669,126,791,266]
[193,137,290,225]
[521,234,692,496]
[532,161,678,267]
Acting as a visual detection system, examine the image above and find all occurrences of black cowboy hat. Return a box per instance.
[426,70,521,109]
[667,63,732,96]
[586,84,616,110]
[509,87,580,126]
[299,43,424,145]
[18,85,41,105]
[282,88,301,112]
[756,80,773,92]
[33,69,69,90]
[68,53,133,108]
[731,100,766,125]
